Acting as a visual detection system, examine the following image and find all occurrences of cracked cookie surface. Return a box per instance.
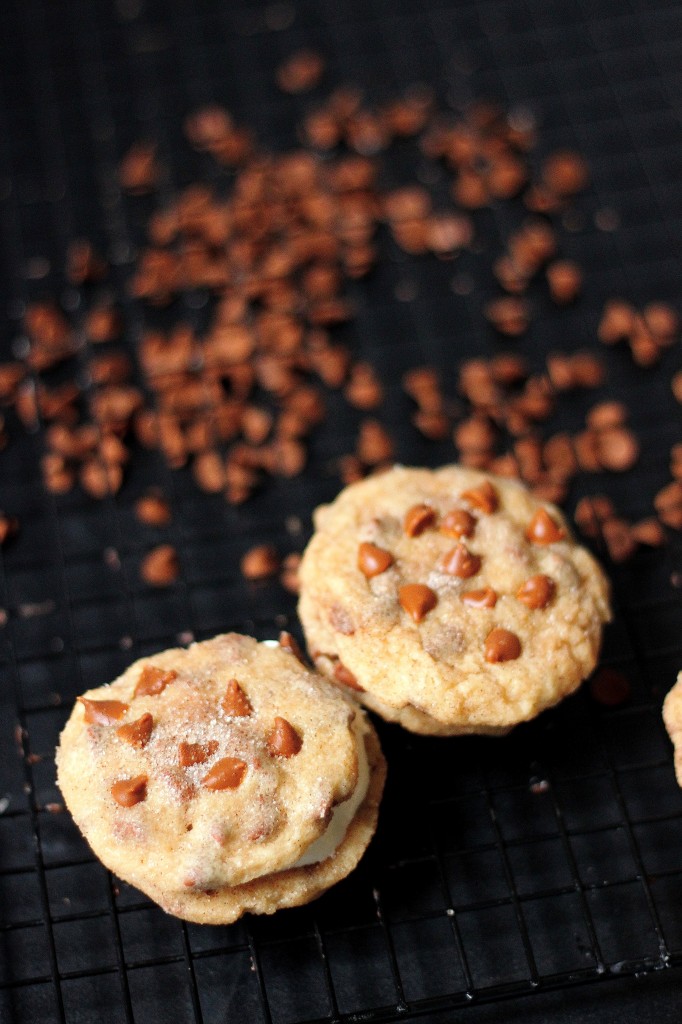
[298,464,612,735]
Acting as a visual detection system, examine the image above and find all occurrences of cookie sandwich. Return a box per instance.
[56,633,385,924]
[298,464,612,735]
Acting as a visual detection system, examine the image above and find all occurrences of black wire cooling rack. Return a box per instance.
[1,0,682,1021]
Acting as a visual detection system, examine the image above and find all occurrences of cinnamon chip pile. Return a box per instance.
[0,64,679,565]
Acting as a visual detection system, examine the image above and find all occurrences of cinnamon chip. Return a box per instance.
[276,50,325,94]
[589,667,631,707]
[333,661,364,692]
[222,678,252,717]
[440,509,476,538]
[516,574,556,609]
[267,717,302,758]
[140,545,180,586]
[78,697,129,725]
[358,541,394,577]
[484,627,521,663]
[279,630,306,663]
[655,481,682,530]
[546,259,582,304]
[461,587,497,608]
[398,583,437,622]
[240,544,280,581]
[280,552,302,594]
[461,481,498,514]
[134,665,178,698]
[179,740,219,767]
[111,775,148,807]
[526,507,565,544]
[0,515,19,545]
[116,713,153,749]
[134,491,172,526]
[441,544,481,578]
[201,757,248,790]
[403,503,436,537]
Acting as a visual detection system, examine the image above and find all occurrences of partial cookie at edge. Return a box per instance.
[663,671,682,788]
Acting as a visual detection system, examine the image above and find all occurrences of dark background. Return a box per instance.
[1,0,682,1022]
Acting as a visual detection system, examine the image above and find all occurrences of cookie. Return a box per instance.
[298,464,612,735]
[663,672,682,787]
[56,633,385,924]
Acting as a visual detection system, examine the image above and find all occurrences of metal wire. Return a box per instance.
[1,0,682,1021]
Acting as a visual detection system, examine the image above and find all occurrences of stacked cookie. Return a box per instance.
[57,464,614,923]
[56,633,385,925]
[299,465,612,735]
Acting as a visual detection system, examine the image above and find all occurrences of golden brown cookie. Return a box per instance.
[56,633,385,924]
[298,464,612,735]
[663,672,682,787]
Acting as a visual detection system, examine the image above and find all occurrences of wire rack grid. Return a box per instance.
[1,0,682,1022]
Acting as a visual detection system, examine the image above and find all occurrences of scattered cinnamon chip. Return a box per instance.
[0,514,19,545]
[280,552,302,594]
[654,481,682,529]
[356,419,394,466]
[541,150,589,198]
[66,239,107,286]
[119,141,160,194]
[484,296,530,336]
[601,517,637,563]
[135,491,171,526]
[590,667,631,707]
[240,544,280,581]
[546,260,582,304]
[630,517,665,547]
[594,426,639,473]
[276,50,325,94]
[140,545,179,586]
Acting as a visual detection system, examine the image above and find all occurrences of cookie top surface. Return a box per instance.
[56,633,363,895]
[298,464,612,733]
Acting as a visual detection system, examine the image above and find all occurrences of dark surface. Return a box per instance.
[1,0,682,1022]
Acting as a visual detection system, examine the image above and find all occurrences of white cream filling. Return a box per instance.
[260,640,370,871]
[290,716,370,868]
